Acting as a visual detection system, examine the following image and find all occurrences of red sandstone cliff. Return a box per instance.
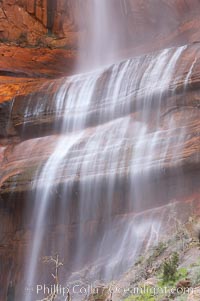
[0,1,200,300]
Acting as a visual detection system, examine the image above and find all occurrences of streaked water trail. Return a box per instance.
[22,44,189,301]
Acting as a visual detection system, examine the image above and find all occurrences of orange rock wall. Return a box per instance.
[0,0,78,48]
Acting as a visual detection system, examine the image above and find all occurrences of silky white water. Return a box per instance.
[78,0,125,70]
[21,1,193,300]
[22,44,190,301]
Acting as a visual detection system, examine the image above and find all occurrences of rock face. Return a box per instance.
[0,45,76,78]
[1,44,200,196]
[0,0,200,301]
[1,43,200,299]
[1,0,200,50]
[1,0,200,78]
[0,0,78,48]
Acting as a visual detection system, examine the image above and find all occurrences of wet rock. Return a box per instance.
[176,279,191,289]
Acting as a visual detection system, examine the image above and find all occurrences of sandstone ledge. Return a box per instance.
[0,45,77,79]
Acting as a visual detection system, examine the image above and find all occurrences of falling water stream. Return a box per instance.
[22,46,189,301]
[21,1,192,301]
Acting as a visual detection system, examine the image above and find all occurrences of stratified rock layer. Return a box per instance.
[0,44,200,195]
[0,43,200,300]
[0,1,200,300]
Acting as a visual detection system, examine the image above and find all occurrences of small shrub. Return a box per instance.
[146,242,167,268]
[177,267,188,279]
[162,252,179,283]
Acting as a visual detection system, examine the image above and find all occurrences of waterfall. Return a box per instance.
[22,45,187,301]
[77,0,128,70]
[21,1,190,300]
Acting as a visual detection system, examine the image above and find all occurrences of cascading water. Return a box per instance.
[21,1,192,301]
[22,46,188,301]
